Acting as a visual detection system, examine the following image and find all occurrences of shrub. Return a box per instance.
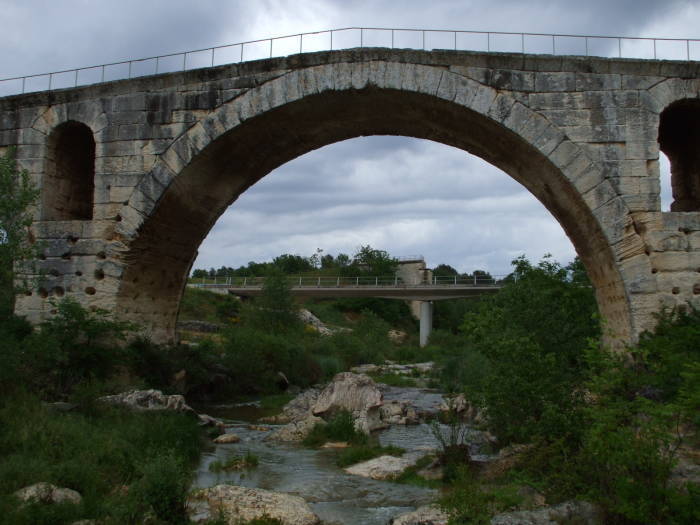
[303,410,368,448]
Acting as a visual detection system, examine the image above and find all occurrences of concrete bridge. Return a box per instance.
[192,275,504,346]
[3,31,700,346]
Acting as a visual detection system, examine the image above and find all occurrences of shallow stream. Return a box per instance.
[193,388,485,524]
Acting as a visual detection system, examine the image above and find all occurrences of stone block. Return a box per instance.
[535,72,576,92]
[575,73,621,91]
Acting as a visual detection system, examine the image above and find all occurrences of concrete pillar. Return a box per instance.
[419,300,433,347]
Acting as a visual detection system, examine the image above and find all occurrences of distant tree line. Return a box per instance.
[191,245,400,278]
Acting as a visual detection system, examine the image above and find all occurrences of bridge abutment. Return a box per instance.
[419,301,434,348]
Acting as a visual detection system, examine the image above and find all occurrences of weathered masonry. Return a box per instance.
[2,48,700,345]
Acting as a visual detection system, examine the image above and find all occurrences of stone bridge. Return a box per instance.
[2,47,700,345]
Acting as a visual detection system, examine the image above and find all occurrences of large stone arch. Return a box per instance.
[110,62,633,344]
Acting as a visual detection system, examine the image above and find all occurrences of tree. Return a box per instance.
[0,149,39,317]
[460,255,600,443]
[249,268,300,333]
[433,264,459,277]
[352,245,398,275]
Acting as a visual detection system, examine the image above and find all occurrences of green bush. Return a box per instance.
[303,410,368,448]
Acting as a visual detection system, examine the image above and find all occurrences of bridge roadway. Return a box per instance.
[191,282,502,301]
[190,277,504,346]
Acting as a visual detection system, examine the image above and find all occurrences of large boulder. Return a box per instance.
[391,504,448,524]
[490,501,604,525]
[312,372,385,433]
[189,484,320,525]
[14,482,82,505]
[380,400,419,425]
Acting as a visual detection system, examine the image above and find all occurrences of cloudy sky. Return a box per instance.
[1,0,695,275]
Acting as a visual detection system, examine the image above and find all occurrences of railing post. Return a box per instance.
[618,37,622,57]
[183,53,187,70]
[243,277,247,286]
[356,276,359,286]
[155,56,160,74]
[21,77,25,93]
[454,275,457,285]
[299,276,302,286]
[585,37,589,56]
[74,69,78,87]
[552,34,556,54]
[48,73,52,90]
[521,33,525,53]
[375,277,378,286]
[128,61,132,79]
[240,43,244,62]
[300,34,303,54]
[360,28,363,47]
[212,48,216,66]
[330,30,333,51]
[653,40,657,59]
[101,65,105,82]
[317,276,321,287]
[391,29,394,48]
[422,30,425,50]
[474,274,477,285]
[269,38,273,58]
[337,276,340,286]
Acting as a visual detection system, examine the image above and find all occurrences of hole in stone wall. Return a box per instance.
[693,284,700,295]
[94,269,105,280]
[42,121,96,221]
[49,269,60,276]
[659,99,700,212]
[659,152,672,211]
[61,252,71,260]
[115,214,122,222]
[672,286,680,294]
[38,288,48,298]
[25,290,32,296]
[651,268,658,274]
[97,251,106,260]
[68,236,79,244]
[53,286,64,297]
[75,271,83,276]
[85,287,96,295]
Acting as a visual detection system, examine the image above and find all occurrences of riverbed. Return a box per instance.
[192,387,485,524]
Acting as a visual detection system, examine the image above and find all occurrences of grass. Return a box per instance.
[335,444,405,468]
[178,287,240,324]
[208,451,259,472]
[369,372,417,387]
[394,455,442,488]
[302,410,369,448]
[259,393,295,412]
[0,392,203,524]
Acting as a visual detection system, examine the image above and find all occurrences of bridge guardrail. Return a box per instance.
[189,274,509,288]
[2,27,699,97]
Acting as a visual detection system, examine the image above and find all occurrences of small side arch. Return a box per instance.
[658,99,700,212]
[43,120,96,220]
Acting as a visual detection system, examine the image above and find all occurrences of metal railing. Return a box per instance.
[2,27,698,97]
[190,274,508,288]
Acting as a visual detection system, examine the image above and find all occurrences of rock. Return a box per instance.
[298,309,334,336]
[260,387,321,424]
[391,504,449,524]
[490,500,604,524]
[439,393,467,413]
[670,444,700,488]
[479,444,533,480]
[197,413,226,432]
[247,425,270,431]
[99,389,194,413]
[267,415,324,442]
[213,433,240,444]
[14,482,82,505]
[388,329,408,343]
[350,363,381,374]
[380,400,419,425]
[189,484,320,524]
[321,441,350,448]
[312,372,385,433]
[344,452,424,480]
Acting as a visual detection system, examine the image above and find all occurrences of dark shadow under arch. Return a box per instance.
[43,120,96,220]
[116,88,629,343]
